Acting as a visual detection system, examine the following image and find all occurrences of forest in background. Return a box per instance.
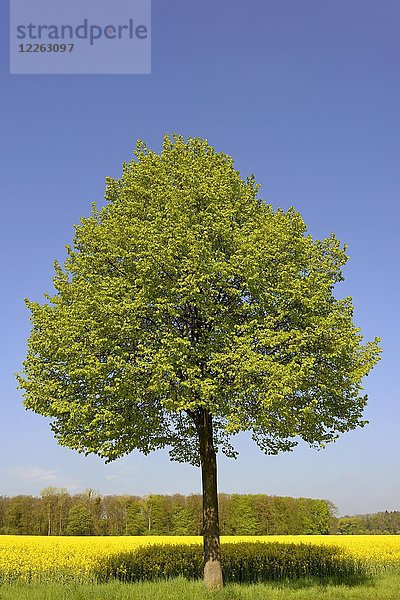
[0,489,398,536]
[0,489,332,536]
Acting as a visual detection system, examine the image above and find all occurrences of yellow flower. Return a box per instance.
[1,534,399,583]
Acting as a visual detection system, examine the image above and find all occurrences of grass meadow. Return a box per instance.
[1,575,400,600]
[1,535,400,599]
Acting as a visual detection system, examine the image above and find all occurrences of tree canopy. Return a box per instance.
[19,134,380,461]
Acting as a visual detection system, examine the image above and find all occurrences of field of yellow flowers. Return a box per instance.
[1,535,399,584]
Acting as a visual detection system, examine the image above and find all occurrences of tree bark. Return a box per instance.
[195,408,224,590]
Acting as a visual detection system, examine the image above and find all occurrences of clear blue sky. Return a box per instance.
[1,0,399,516]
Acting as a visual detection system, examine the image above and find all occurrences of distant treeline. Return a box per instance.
[335,512,400,535]
[0,488,334,536]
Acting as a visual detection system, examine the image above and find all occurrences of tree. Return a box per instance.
[40,487,71,536]
[3,495,39,535]
[18,134,381,588]
[40,487,59,536]
[126,499,147,535]
[55,488,71,535]
[185,494,202,535]
[101,494,133,535]
[171,501,193,535]
[66,503,94,535]
[225,494,258,535]
[337,516,365,535]
[77,489,102,534]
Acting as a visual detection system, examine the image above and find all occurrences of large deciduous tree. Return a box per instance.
[18,135,381,589]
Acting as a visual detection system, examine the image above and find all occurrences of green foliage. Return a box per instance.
[126,502,147,536]
[17,134,381,467]
[170,503,194,535]
[0,492,334,537]
[95,542,365,584]
[223,495,258,535]
[1,496,41,535]
[66,504,95,536]
[337,512,400,535]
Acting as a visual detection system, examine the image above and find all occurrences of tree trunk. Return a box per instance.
[195,408,224,590]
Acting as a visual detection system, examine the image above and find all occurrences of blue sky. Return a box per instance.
[1,0,399,516]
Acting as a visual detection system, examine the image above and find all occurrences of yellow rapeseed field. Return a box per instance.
[1,535,399,583]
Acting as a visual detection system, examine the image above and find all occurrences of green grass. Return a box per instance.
[1,574,400,600]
